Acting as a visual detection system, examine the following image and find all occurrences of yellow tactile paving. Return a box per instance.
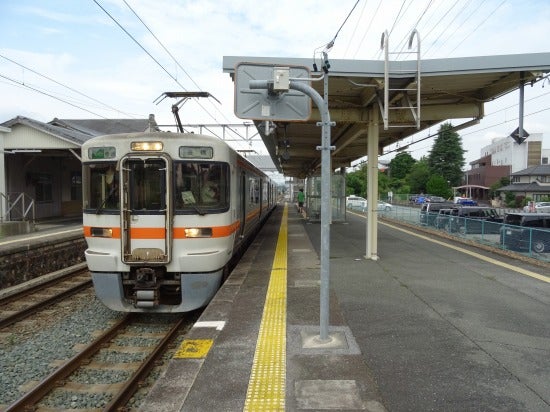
[244,204,288,411]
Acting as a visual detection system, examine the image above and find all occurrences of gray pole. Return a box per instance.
[519,71,525,140]
[249,78,334,342]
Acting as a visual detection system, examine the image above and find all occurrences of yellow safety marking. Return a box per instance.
[173,339,213,359]
[244,204,288,411]
[380,220,550,284]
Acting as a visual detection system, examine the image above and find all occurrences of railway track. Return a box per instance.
[0,264,92,329]
[4,312,191,411]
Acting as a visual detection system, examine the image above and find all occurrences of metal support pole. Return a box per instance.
[366,106,379,260]
[249,78,335,342]
[519,71,525,140]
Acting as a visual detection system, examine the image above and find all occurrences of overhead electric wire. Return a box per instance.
[446,0,507,56]
[326,0,362,50]
[343,0,369,58]
[392,0,435,59]
[373,0,408,59]
[119,0,247,141]
[0,53,135,118]
[93,0,184,89]
[93,1,230,142]
[423,0,480,58]
[0,73,106,118]
[352,0,383,58]
[382,97,550,157]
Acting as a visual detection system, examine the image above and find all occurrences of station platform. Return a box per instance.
[141,202,550,412]
[0,217,83,253]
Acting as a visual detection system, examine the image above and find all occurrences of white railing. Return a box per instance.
[0,192,36,223]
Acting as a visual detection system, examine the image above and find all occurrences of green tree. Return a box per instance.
[489,176,510,199]
[426,174,452,198]
[346,167,366,196]
[378,170,390,196]
[389,152,416,180]
[407,158,430,194]
[346,164,392,199]
[428,123,465,186]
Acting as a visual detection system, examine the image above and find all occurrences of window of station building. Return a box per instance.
[174,161,229,213]
[71,171,82,201]
[31,173,53,203]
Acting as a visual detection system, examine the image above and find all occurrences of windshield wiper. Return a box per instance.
[190,205,207,216]
[95,188,117,214]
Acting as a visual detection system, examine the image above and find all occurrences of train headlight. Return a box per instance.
[131,141,163,151]
[184,228,213,238]
[91,227,113,238]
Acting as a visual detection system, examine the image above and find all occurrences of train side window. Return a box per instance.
[249,177,259,206]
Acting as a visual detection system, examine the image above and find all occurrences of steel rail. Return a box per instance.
[0,279,93,328]
[0,265,88,305]
[103,315,187,411]
[4,314,133,412]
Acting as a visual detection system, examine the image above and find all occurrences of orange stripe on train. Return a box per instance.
[83,222,241,239]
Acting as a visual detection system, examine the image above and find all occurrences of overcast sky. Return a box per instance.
[1,0,549,167]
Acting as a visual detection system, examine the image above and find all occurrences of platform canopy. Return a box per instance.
[223,53,550,178]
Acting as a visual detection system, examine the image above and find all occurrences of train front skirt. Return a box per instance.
[90,270,223,312]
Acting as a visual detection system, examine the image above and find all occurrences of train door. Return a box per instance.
[120,155,172,264]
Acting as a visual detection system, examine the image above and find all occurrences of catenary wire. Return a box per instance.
[392,0,435,59]
[119,0,247,142]
[352,0,383,58]
[446,0,507,56]
[343,0,369,57]
[423,0,480,58]
[326,0,362,49]
[120,0,245,140]
[0,54,136,118]
[0,73,106,118]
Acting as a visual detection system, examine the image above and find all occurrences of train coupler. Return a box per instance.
[133,267,160,308]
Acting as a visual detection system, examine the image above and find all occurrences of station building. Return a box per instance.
[0,115,158,222]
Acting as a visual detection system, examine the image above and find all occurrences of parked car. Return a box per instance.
[500,213,550,253]
[346,196,367,209]
[454,197,477,206]
[376,201,393,212]
[346,197,392,212]
[434,208,458,229]
[446,206,503,234]
[522,201,550,213]
[415,195,427,204]
[426,196,446,203]
[419,202,455,226]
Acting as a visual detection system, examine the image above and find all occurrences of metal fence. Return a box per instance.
[368,205,550,264]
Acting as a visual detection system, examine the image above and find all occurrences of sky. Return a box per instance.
[1,0,549,170]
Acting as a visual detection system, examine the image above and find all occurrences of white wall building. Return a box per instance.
[479,133,545,173]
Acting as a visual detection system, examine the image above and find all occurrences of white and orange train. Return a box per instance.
[82,131,276,312]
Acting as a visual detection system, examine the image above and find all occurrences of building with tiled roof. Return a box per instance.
[498,164,550,201]
[0,115,158,221]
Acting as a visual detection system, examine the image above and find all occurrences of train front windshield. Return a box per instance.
[84,161,229,214]
[83,163,120,212]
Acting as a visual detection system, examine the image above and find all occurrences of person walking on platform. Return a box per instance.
[297,188,305,214]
